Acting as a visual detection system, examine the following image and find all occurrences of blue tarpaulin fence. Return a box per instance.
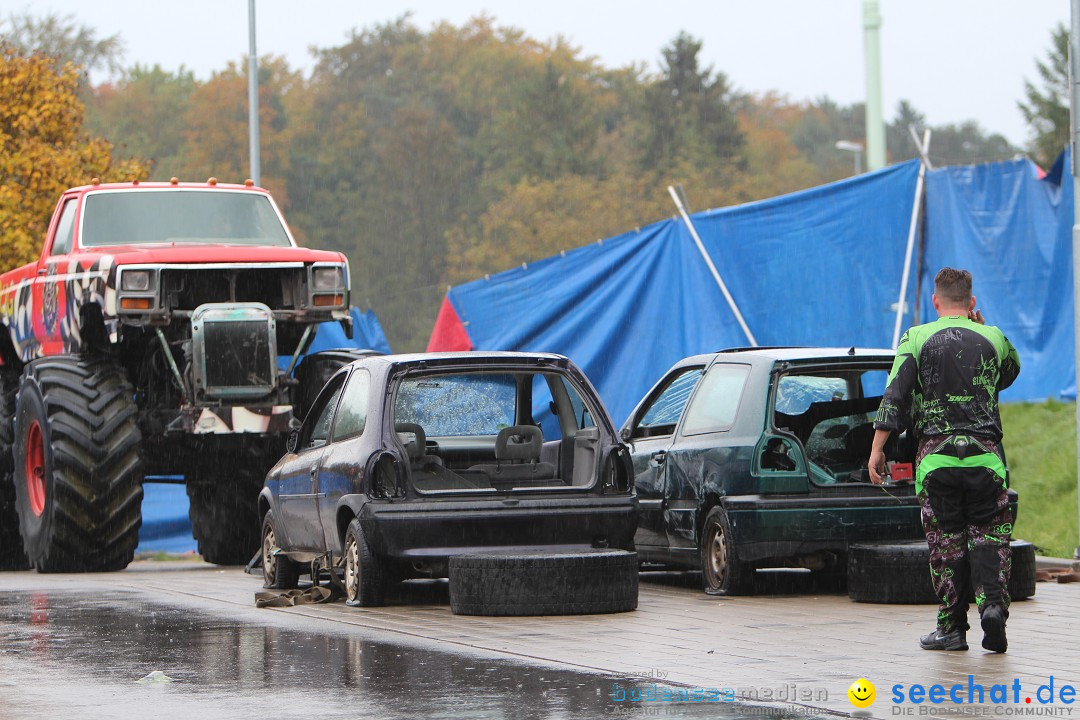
[922,153,1074,402]
[136,306,391,555]
[430,152,1075,424]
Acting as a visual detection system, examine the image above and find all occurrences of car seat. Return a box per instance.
[470,425,556,486]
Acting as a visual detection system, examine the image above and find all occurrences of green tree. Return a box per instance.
[0,12,123,82]
[1019,23,1069,169]
[176,57,300,206]
[639,32,743,173]
[924,121,1016,167]
[85,64,197,177]
[787,97,864,181]
[887,99,927,162]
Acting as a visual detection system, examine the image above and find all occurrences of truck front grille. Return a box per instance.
[160,267,302,311]
[203,320,274,389]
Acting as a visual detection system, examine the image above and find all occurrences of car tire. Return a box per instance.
[448,549,639,616]
[0,369,29,570]
[344,517,386,607]
[848,539,1037,604]
[187,469,264,566]
[261,510,301,589]
[700,506,754,596]
[12,358,144,572]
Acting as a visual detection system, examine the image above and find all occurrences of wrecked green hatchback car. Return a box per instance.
[622,347,1017,596]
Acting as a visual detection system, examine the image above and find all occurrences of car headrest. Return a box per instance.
[395,422,426,461]
[495,425,543,462]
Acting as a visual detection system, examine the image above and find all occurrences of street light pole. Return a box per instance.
[247,0,261,187]
[863,0,885,171]
[835,140,864,176]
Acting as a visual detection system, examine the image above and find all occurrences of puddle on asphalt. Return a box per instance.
[0,590,834,719]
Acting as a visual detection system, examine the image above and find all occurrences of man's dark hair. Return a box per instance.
[934,267,972,303]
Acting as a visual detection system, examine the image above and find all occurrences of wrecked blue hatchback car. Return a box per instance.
[259,352,637,605]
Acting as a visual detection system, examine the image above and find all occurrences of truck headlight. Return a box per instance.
[312,266,344,291]
[121,270,153,292]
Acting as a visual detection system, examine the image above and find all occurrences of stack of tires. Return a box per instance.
[847,539,1037,604]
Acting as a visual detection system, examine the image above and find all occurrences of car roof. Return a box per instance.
[717,346,895,362]
[667,346,895,371]
[354,351,570,370]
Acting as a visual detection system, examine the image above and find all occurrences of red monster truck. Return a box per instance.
[0,179,353,571]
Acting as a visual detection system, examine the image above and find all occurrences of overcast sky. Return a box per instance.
[18,0,1070,149]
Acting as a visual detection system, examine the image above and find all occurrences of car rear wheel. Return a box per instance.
[344,518,386,607]
[261,510,300,589]
[848,539,1037,604]
[701,506,754,596]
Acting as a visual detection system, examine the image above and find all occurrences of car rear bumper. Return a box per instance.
[362,495,638,561]
[725,490,1018,562]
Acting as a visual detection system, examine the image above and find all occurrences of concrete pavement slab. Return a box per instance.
[0,562,1077,718]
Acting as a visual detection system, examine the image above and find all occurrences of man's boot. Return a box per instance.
[980,604,1008,653]
[919,627,968,651]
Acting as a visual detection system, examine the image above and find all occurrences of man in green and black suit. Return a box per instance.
[868,267,1021,654]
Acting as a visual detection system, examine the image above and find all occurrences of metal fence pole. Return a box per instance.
[667,186,757,347]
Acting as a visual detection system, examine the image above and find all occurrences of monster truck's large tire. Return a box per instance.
[12,358,144,572]
[448,550,639,616]
[187,468,264,566]
[293,349,379,421]
[0,370,29,570]
[848,539,1036,604]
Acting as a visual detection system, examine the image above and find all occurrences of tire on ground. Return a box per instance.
[261,509,301,589]
[188,469,264,566]
[344,517,386,607]
[848,539,1037,604]
[0,369,29,570]
[12,358,143,572]
[449,550,639,616]
[700,506,754,596]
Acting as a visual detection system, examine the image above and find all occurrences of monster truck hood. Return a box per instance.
[89,244,346,266]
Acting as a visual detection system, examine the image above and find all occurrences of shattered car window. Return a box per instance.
[639,368,703,429]
[395,373,516,436]
[774,375,848,415]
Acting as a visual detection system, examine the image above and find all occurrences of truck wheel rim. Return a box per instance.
[706,521,728,587]
[262,525,278,583]
[345,533,359,602]
[25,421,46,518]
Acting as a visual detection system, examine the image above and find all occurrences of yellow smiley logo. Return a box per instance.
[848,678,876,708]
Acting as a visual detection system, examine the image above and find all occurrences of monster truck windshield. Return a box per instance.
[80,190,292,247]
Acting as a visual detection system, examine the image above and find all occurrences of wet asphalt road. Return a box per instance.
[0,576,836,720]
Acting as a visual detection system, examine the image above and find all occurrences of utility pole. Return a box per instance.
[247,0,261,187]
[863,0,885,171]
[1069,0,1080,559]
